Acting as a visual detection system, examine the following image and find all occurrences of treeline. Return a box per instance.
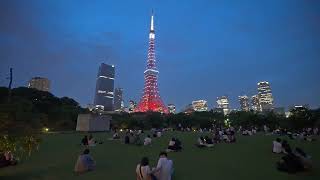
[111,108,320,131]
[0,87,88,135]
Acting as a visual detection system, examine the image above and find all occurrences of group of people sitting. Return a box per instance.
[272,138,312,173]
[196,136,214,148]
[81,134,98,147]
[0,151,17,168]
[166,138,182,152]
[124,132,144,145]
[213,128,236,143]
[136,152,174,180]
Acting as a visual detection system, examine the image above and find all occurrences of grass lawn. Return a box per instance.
[1,131,319,180]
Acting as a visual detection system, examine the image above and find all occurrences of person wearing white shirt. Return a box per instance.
[272,138,282,153]
[152,152,173,180]
[144,135,152,146]
[136,157,152,180]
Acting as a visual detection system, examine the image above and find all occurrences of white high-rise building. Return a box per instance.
[217,96,229,115]
[251,95,260,112]
[257,81,274,111]
[239,95,250,111]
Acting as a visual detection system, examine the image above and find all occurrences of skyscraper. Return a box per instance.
[28,77,50,92]
[114,88,123,111]
[257,81,274,111]
[238,95,250,111]
[128,100,136,113]
[135,12,168,113]
[192,100,208,112]
[251,95,260,112]
[94,63,115,111]
[167,104,176,114]
[216,96,229,115]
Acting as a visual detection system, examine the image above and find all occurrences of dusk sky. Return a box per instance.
[1,0,320,111]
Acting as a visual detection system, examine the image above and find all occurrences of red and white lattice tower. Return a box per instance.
[135,12,168,113]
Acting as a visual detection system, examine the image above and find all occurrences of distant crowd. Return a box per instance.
[1,124,317,179]
[73,124,319,178]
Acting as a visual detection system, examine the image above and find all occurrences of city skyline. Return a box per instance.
[1,0,320,111]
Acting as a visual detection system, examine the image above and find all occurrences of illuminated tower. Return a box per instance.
[135,12,168,113]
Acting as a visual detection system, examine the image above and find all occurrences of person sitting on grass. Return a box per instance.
[276,148,303,174]
[294,147,312,170]
[204,136,214,147]
[173,138,182,151]
[166,138,176,152]
[88,134,96,146]
[124,133,130,144]
[196,137,206,148]
[152,152,173,180]
[223,133,230,143]
[272,138,282,154]
[74,149,96,174]
[81,135,89,146]
[157,131,162,137]
[0,151,17,168]
[136,157,154,180]
[282,140,291,154]
[133,134,143,146]
[213,131,221,143]
[229,130,236,143]
[144,135,152,146]
[112,131,120,140]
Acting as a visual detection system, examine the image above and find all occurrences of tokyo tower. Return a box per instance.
[135,12,168,113]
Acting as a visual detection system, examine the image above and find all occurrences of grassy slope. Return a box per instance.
[0,132,319,180]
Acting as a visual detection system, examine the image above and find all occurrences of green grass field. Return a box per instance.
[1,132,319,180]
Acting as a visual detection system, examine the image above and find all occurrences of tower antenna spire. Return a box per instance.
[150,9,154,32]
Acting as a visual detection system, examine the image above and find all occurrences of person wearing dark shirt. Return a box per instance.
[277,148,304,173]
[81,135,89,146]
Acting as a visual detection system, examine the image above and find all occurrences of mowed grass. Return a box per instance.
[0,132,319,180]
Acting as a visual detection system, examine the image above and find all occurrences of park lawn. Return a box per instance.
[0,132,319,180]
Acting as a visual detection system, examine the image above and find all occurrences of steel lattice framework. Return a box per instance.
[135,13,168,113]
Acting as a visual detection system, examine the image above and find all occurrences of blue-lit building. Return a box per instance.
[94,63,115,111]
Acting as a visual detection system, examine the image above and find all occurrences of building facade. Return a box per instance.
[192,100,208,112]
[94,63,115,111]
[167,104,176,114]
[251,95,260,112]
[114,88,123,111]
[128,100,136,113]
[216,96,229,115]
[28,77,50,92]
[239,95,250,111]
[257,81,274,111]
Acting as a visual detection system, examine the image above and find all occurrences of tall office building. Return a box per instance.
[239,95,250,111]
[94,63,115,111]
[251,95,260,112]
[167,104,176,114]
[257,81,274,111]
[192,100,208,112]
[28,77,50,92]
[128,100,136,113]
[114,88,123,111]
[216,96,229,115]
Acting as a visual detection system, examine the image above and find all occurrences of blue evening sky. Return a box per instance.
[0,0,320,111]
